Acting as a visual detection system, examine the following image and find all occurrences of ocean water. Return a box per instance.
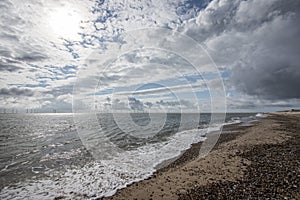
[0,113,258,199]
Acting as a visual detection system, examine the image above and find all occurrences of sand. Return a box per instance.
[103,113,300,200]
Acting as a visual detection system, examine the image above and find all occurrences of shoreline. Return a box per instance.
[155,121,254,173]
[103,113,300,199]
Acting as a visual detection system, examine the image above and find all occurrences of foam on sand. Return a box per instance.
[0,128,207,199]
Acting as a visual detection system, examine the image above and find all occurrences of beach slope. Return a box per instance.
[104,113,300,200]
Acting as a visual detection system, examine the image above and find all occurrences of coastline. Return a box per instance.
[103,113,300,199]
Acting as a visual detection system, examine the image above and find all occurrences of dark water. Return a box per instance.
[97,113,255,149]
[0,112,257,198]
[0,114,92,188]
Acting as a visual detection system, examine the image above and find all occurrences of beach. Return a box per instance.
[104,112,300,200]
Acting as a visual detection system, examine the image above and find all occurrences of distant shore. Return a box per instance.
[103,112,300,199]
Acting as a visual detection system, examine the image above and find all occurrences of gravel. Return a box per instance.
[178,114,300,200]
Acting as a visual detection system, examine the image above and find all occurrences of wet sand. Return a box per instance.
[103,113,300,200]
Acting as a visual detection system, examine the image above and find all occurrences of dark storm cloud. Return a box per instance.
[0,87,34,96]
[186,0,300,100]
[233,59,300,100]
[230,1,300,100]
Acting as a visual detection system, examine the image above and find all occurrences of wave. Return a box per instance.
[0,128,207,199]
[0,113,266,199]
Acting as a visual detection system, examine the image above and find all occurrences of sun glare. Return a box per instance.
[48,8,82,40]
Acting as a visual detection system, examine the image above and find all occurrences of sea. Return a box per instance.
[0,112,262,199]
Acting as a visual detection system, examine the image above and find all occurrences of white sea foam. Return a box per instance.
[0,128,207,200]
[256,113,268,118]
[225,113,265,127]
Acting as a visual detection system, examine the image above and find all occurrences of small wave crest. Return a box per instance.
[0,128,207,199]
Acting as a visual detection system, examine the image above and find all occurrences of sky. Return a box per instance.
[0,0,299,113]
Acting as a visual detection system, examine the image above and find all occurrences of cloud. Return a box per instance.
[0,56,21,68]
[226,92,300,112]
[183,0,300,100]
[99,96,197,112]
[57,93,72,104]
[156,99,179,107]
[0,63,22,72]
[114,81,206,96]
[231,12,300,99]
[2,0,205,112]
[0,87,34,97]
[155,99,195,109]
[144,102,153,108]
[112,98,127,110]
[128,97,144,111]
[1,0,299,112]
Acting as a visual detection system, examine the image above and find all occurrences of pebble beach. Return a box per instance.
[104,112,300,200]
